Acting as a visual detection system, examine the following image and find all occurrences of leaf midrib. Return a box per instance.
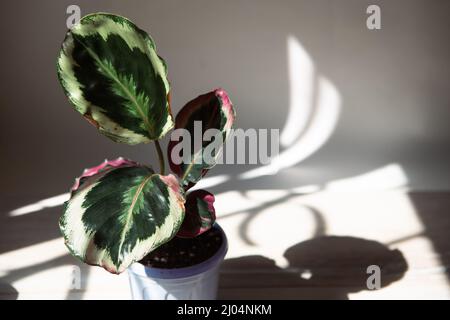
[117,174,153,262]
[74,36,154,137]
[181,104,221,182]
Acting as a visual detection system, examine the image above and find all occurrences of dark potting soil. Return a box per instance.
[139,227,223,269]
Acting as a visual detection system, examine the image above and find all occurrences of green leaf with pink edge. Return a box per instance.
[60,158,185,274]
[168,89,235,189]
[176,190,216,238]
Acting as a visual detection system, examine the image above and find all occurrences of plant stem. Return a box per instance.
[154,140,165,175]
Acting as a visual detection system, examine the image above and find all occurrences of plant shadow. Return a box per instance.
[0,282,18,300]
[219,236,408,299]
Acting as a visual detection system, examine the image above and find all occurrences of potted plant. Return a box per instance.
[56,12,235,300]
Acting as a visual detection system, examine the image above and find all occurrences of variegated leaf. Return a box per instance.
[176,190,216,238]
[70,157,138,193]
[57,13,173,145]
[168,89,235,188]
[60,159,185,274]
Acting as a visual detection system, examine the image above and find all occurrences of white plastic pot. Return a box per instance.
[127,224,227,300]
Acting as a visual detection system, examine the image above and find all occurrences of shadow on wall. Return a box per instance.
[407,193,450,279]
[0,198,62,255]
[0,0,449,299]
[0,199,90,300]
[0,282,18,300]
[219,236,408,299]
[2,1,450,194]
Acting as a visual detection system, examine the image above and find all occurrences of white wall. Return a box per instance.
[1,0,449,197]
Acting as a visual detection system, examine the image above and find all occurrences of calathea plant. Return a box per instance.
[56,13,235,274]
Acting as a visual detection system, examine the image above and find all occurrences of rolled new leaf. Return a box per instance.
[176,190,216,238]
[57,13,173,145]
[168,89,235,188]
[60,159,185,274]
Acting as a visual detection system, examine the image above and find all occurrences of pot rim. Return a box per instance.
[128,223,228,279]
